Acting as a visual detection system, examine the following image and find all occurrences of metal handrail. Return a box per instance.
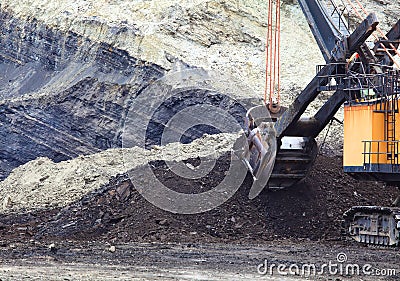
[362,140,400,171]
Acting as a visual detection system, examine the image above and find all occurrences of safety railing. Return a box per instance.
[316,63,348,91]
[362,140,400,172]
[316,64,400,104]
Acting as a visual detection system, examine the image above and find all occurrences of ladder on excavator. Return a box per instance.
[384,96,398,167]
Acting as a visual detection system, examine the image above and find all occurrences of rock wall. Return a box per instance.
[0,8,171,179]
[0,0,327,100]
[0,7,248,180]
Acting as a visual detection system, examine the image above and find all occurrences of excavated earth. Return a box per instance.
[0,154,398,243]
[0,0,399,280]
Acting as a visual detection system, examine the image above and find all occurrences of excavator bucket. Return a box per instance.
[237,105,319,198]
[242,106,277,199]
[239,105,277,199]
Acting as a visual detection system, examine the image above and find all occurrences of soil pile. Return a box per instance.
[0,154,397,244]
[0,133,238,213]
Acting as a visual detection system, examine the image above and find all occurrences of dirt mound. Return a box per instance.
[0,154,397,244]
[263,155,398,240]
[0,133,238,214]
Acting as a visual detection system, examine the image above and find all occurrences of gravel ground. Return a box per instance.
[0,240,398,281]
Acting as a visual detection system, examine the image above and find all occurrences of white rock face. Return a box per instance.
[0,0,324,101]
[1,0,397,106]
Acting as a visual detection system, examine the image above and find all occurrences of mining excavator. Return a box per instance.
[241,0,400,246]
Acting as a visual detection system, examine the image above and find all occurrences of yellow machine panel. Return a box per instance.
[344,99,400,172]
